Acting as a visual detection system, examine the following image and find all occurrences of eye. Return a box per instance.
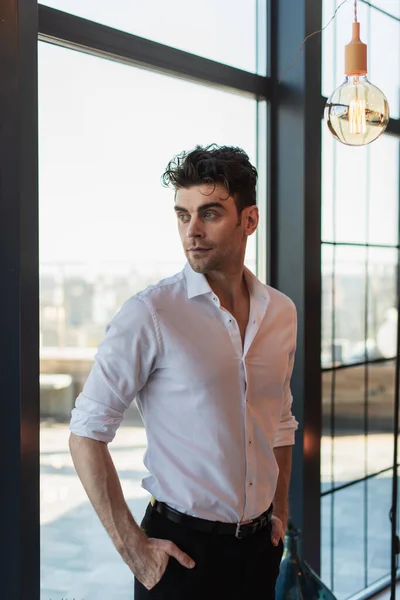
[203,211,217,219]
[177,213,190,223]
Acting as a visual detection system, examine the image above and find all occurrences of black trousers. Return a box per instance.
[134,503,284,600]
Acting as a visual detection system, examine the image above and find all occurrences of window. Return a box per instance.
[39,41,260,599]
[320,118,399,598]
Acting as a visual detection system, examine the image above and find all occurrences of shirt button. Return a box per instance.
[249,482,253,487]
[249,440,252,445]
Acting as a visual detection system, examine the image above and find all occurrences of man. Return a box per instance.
[69,144,298,599]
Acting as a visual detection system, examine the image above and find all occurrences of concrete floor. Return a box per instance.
[40,423,396,600]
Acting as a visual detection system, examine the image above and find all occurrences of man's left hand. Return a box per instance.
[271,515,284,546]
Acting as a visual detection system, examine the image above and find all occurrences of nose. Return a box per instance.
[186,216,205,239]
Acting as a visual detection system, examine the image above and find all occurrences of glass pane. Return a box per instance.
[42,0,264,74]
[322,454,397,594]
[40,424,148,598]
[38,43,257,274]
[321,494,333,592]
[322,1,400,118]
[322,366,368,493]
[367,471,395,586]
[367,361,395,477]
[322,364,396,487]
[322,243,334,367]
[39,42,259,600]
[369,8,400,119]
[322,475,395,598]
[367,137,399,246]
[324,245,391,364]
[321,123,335,243]
[324,362,395,488]
[321,370,333,492]
[334,246,367,364]
[322,126,399,246]
[334,366,366,484]
[371,1,400,18]
[322,245,397,369]
[368,248,397,360]
[332,482,366,599]
[322,125,368,245]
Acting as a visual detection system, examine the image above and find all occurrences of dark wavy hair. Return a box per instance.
[162,144,257,213]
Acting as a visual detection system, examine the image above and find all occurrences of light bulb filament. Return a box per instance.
[348,97,367,134]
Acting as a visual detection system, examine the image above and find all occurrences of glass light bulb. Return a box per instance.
[325,75,389,146]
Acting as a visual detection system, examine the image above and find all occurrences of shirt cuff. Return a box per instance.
[69,407,122,444]
[274,416,298,447]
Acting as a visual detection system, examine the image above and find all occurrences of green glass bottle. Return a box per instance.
[276,524,337,600]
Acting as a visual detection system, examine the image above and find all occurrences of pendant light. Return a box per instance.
[325,0,389,146]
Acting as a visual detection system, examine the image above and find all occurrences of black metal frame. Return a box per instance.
[0,1,40,598]
[38,5,270,97]
[323,357,398,373]
[269,0,323,572]
[2,0,400,597]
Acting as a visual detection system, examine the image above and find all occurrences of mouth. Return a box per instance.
[188,248,212,254]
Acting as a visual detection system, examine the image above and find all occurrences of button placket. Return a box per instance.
[244,381,257,519]
[223,313,241,359]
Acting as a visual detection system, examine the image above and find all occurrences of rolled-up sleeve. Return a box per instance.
[274,304,299,448]
[69,296,160,443]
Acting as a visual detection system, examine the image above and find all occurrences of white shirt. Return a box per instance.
[70,263,298,524]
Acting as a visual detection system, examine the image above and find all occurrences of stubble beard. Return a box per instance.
[187,250,222,274]
[187,242,241,274]
[187,222,243,274]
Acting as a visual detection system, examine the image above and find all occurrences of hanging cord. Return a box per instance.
[278,0,348,83]
[354,0,358,22]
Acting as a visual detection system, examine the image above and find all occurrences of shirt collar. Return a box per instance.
[184,263,214,299]
[183,262,270,307]
[243,266,270,308]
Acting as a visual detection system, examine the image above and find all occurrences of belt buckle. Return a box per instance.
[235,522,244,539]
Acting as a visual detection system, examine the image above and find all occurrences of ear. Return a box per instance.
[244,206,259,236]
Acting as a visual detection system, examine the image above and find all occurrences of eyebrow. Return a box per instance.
[174,201,226,214]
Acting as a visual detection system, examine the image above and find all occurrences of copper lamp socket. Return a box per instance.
[345,22,367,76]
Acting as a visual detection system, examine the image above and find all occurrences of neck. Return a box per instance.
[205,266,248,313]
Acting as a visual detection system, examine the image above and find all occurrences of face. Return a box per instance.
[174,184,258,274]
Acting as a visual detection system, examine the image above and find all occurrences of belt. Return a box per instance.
[150,497,272,540]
